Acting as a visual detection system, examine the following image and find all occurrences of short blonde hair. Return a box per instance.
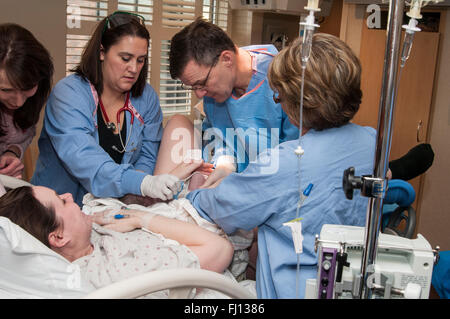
[268,33,362,130]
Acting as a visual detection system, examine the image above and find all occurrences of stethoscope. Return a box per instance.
[99,92,136,153]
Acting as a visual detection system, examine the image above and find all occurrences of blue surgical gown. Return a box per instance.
[432,250,450,299]
[202,44,298,172]
[188,123,376,298]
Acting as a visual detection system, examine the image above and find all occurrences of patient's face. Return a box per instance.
[32,186,92,239]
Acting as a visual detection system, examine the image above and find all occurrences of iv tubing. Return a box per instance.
[401,18,420,68]
[294,61,307,300]
[294,7,317,298]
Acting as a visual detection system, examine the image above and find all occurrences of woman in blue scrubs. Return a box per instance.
[187,33,377,298]
[32,12,202,205]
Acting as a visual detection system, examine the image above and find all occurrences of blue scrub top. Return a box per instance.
[188,123,376,298]
[202,44,298,172]
[31,74,163,205]
[432,250,450,299]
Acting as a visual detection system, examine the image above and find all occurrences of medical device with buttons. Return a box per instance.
[305,224,438,299]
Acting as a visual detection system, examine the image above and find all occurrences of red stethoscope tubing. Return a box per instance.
[99,92,134,153]
[99,91,133,127]
[117,92,134,126]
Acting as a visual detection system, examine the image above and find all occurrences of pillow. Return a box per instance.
[0,217,94,298]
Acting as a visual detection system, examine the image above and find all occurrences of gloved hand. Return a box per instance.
[140,174,180,201]
[200,166,234,188]
[200,155,236,188]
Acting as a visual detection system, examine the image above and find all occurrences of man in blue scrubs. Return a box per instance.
[169,18,298,186]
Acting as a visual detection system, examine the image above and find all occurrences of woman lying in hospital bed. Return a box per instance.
[0,181,255,298]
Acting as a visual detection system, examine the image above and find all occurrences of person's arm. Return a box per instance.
[187,147,293,234]
[0,151,24,178]
[120,160,213,205]
[202,129,237,187]
[168,159,213,180]
[93,210,234,273]
[5,124,36,160]
[201,102,238,186]
[0,123,36,178]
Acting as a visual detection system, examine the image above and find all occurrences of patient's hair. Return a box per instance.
[268,33,362,130]
[0,186,60,247]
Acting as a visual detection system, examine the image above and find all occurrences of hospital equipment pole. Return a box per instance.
[358,0,405,299]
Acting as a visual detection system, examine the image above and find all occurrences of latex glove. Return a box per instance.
[0,153,24,179]
[200,166,234,188]
[169,159,214,180]
[140,174,180,201]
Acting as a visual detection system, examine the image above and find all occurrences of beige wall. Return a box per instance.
[230,0,343,48]
[230,10,254,47]
[417,9,450,251]
[340,3,450,250]
[0,0,67,180]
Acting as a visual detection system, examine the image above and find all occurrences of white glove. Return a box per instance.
[140,174,180,201]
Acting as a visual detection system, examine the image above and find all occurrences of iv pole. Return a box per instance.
[358,0,405,299]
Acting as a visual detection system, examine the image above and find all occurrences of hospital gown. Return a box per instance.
[79,196,256,298]
[188,123,376,299]
[74,223,199,298]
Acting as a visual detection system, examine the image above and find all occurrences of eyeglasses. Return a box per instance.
[180,55,220,91]
[102,11,146,39]
[273,91,282,104]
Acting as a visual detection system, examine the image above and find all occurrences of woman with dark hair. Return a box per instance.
[31,12,203,206]
[0,23,54,179]
[0,185,234,294]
